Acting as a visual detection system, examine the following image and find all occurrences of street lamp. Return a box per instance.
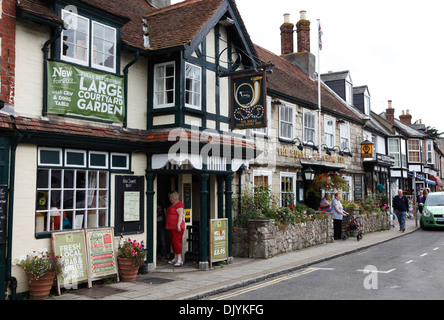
[303,167,315,181]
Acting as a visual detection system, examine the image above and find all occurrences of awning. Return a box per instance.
[429,175,443,187]
[408,172,436,186]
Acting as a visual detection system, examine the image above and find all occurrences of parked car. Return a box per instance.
[420,192,444,230]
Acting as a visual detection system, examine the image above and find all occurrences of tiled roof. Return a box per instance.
[254,45,362,122]
[144,0,224,50]
[0,114,254,150]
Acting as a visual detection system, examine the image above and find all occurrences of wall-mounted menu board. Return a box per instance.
[115,176,144,234]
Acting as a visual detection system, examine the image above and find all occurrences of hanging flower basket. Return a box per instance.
[307,173,350,196]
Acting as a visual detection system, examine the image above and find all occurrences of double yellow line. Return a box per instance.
[211,268,318,300]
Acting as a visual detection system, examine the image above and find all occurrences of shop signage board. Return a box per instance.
[231,71,267,129]
[52,228,118,295]
[85,228,118,282]
[46,60,125,123]
[209,218,228,267]
[51,230,89,295]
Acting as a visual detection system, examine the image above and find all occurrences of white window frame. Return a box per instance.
[388,138,400,167]
[427,140,434,165]
[253,170,272,190]
[61,10,117,73]
[340,123,350,150]
[303,109,317,145]
[64,149,87,168]
[408,139,421,163]
[61,9,90,67]
[279,102,296,141]
[91,21,117,73]
[185,62,202,110]
[154,61,175,108]
[280,172,296,207]
[324,116,335,148]
[89,151,109,169]
[38,147,63,167]
[110,153,130,170]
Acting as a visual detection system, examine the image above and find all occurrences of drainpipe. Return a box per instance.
[42,26,62,116]
[6,135,19,300]
[123,51,140,128]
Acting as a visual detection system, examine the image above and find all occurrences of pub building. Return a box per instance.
[244,12,367,210]
[0,0,262,298]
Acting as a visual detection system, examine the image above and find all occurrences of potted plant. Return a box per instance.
[14,248,63,300]
[117,237,147,282]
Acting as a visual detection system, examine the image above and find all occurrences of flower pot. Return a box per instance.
[27,272,55,300]
[117,257,140,282]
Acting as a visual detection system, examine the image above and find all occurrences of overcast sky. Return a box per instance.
[171,0,444,132]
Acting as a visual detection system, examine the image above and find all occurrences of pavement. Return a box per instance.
[49,217,419,301]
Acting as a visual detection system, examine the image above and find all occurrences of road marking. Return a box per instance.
[211,268,318,300]
[356,268,396,274]
[406,260,414,264]
[433,247,439,251]
[420,253,428,257]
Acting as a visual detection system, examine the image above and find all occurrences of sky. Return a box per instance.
[170,0,444,132]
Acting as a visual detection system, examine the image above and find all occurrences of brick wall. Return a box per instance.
[0,0,16,105]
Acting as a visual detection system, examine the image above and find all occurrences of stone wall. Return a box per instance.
[233,211,390,259]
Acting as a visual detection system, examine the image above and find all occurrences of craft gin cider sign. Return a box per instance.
[47,61,125,123]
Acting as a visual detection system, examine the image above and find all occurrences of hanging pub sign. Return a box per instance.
[360,140,374,159]
[231,71,267,129]
[46,61,125,123]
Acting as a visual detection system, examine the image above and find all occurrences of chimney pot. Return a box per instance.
[386,100,395,124]
[296,10,310,53]
[284,13,291,23]
[281,13,294,55]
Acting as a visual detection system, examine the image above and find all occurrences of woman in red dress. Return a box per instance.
[165,191,185,267]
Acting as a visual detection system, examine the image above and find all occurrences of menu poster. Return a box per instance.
[209,219,228,267]
[85,228,118,281]
[52,230,89,294]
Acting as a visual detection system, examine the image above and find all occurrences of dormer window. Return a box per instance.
[61,9,117,73]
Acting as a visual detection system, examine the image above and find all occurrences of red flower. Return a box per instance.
[290,206,294,210]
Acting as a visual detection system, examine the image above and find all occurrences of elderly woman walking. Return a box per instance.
[165,191,185,267]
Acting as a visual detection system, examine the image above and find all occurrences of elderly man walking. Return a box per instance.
[392,189,409,232]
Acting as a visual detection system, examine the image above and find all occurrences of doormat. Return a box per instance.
[74,285,128,299]
[138,277,175,285]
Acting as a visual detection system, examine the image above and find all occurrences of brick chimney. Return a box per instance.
[399,109,412,125]
[0,0,16,107]
[386,100,395,124]
[296,10,310,53]
[280,13,294,55]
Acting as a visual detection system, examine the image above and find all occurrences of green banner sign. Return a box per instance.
[46,61,125,123]
[231,71,267,130]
